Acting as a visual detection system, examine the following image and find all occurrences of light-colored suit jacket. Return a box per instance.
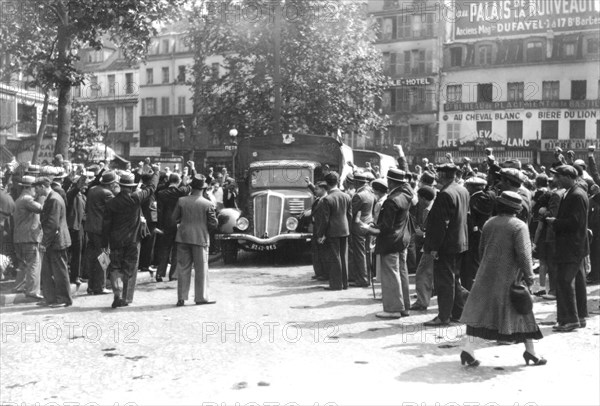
[173,193,218,246]
[13,193,44,244]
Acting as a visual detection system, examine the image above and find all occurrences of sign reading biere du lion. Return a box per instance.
[455,0,600,39]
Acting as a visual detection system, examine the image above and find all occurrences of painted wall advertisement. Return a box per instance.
[454,0,600,39]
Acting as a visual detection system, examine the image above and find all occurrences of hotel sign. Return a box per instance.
[454,0,600,39]
[444,99,600,111]
[393,77,434,86]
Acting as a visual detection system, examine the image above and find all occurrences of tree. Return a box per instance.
[68,101,103,162]
[189,0,390,142]
[1,0,188,158]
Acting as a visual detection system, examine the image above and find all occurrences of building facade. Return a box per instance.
[438,0,600,165]
[76,44,140,157]
[369,0,443,163]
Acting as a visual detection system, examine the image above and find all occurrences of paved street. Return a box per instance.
[1,252,599,406]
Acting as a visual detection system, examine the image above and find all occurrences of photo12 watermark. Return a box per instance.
[1,321,140,344]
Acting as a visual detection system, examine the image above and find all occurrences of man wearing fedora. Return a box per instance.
[12,175,44,298]
[85,171,119,295]
[545,165,589,332]
[349,172,375,287]
[66,174,88,286]
[423,163,470,326]
[173,175,218,306]
[34,177,72,307]
[103,170,158,308]
[361,168,414,318]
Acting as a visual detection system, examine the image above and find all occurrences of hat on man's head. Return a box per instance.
[118,172,137,187]
[316,181,328,189]
[371,178,388,193]
[191,174,208,190]
[496,191,523,213]
[19,175,36,187]
[417,185,436,201]
[549,165,578,179]
[502,159,522,170]
[26,164,40,175]
[345,172,355,183]
[32,177,52,188]
[574,159,586,169]
[464,176,487,187]
[387,168,408,183]
[420,171,436,186]
[364,171,375,181]
[354,172,369,183]
[436,163,459,174]
[324,171,339,187]
[53,168,68,180]
[101,171,118,185]
[500,168,524,185]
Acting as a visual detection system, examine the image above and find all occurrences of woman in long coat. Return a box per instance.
[459,191,546,367]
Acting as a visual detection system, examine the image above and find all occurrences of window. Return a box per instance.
[450,47,463,67]
[476,121,492,138]
[107,107,116,130]
[382,53,391,75]
[162,67,169,83]
[382,17,395,40]
[477,83,493,102]
[125,73,134,94]
[125,106,133,130]
[412,14,423,38]
[90,75,99,98]
[563,41,576,57]
[162,39,170,54]
[144,98,156,115]
[411,125,427,145]
[542,81,560,100]
[541,120,558,139]
[397,15,410,39]
[107,74,115,96]
[587,38,599,54]
[178,65,186,83]
[178,96,186,114]
[569,120,586,139]
[478,45,492,65]
[425,13,435,37]
[526,41,543,61]
[507,82,524,101]
[161,97,169,115]
[447,123,460,140]
[507,121,523,139]
[447,85,462,102]
[73,85,81,98]
[211,62,219,80]
[146,68,153,85]
[571,80,587,100]
[382,90,391,113]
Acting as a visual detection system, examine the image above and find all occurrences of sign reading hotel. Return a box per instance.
[455,0,600,39]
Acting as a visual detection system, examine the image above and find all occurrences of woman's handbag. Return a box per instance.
[510,273,533,315]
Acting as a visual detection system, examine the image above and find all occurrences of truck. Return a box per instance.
[216,133,353,264]
[352,149,398,178]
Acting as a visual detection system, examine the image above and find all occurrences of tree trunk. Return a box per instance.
[53,3,72,159]
[31,92,49,164]
[271,1,282,137]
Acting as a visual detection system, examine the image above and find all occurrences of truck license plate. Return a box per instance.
[250,244,277,251]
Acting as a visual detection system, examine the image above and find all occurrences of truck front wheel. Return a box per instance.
[222,241,238,264]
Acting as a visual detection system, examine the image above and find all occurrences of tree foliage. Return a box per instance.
[69,101,103,160]
[1,0,189,157]
[189,0,390,142]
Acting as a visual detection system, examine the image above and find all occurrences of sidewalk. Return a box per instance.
[0,252,223,307]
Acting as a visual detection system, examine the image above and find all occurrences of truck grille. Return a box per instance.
[288,198,305,215]
[253,192,284,237]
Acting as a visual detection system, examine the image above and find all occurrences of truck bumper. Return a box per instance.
[215,233,312,245]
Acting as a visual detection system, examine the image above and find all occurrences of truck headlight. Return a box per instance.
[286,217,298,231]
[236,217,250,231]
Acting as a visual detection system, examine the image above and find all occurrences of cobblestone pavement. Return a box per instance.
[1,252,599,406]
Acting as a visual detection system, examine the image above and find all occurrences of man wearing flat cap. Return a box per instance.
[361,168,414,318]
[349,172,375,287]
[423,163,470,326]
[173,175,218,306]
[34,177,72,307]
[545,165,589,332]
[103,170,158,308]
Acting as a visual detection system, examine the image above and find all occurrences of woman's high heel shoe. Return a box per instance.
[460,351,480,367]
[523,351,547,366]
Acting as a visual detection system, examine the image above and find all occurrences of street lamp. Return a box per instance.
[177,119,186,144]
[228,128,238,179]
[103,123,109,161]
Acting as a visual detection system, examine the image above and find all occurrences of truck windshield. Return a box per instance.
[250,167,311,188]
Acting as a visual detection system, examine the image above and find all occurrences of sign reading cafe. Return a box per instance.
[454,0,600,39]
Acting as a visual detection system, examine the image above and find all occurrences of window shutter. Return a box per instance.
[141,99,146,116]
[392,17,397,40]
[391,88,396,112]
[376,18,382,40]
[426,49,433,74]
[419,50,426,74]
[404,51,410,75]
[390,53,397,76]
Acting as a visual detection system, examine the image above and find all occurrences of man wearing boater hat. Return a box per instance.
[349,172,375,287]
[361,168,414,318]
[423,163,470,326]
[103,170,158,308]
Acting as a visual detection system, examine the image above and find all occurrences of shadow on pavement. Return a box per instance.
[397,361,525,384]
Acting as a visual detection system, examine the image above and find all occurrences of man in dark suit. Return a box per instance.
[34,177,72,307]
[546,165,589,332]
[307,181,329,281]
[349,173,375,287]
[103,171,158,308]
[173,175,218,306]
[84,171,118,295]
[316,172,352,291]
[423,164,470,326]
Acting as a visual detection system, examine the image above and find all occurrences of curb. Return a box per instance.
[0,254,223,307]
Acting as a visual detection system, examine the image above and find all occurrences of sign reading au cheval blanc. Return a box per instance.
[446,110,599,121]
[454,0,600,39]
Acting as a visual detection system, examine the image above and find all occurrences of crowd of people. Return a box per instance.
[0,155,237,308]
[306,144,599,367]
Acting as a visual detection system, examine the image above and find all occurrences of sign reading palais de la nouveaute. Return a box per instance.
[454,0,600,39]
